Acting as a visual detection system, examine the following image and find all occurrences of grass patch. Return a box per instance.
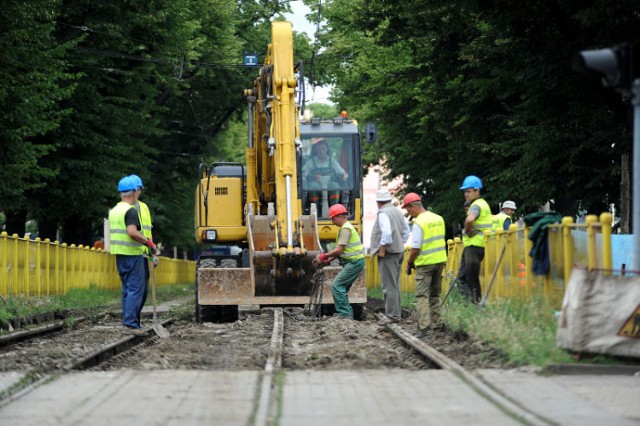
[367,287,416,310]
[0,283,194,326]
[368,285,623,367]
[154,283,193,303]
[442,292,575,366]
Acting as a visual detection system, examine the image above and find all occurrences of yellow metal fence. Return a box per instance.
[0,232,196,297]
[366,213,614,309]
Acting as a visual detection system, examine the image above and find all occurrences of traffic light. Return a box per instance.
[573,43,639,94]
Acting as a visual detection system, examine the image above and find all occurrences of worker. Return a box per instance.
[314,204,365,319]
[458,175,493,303]
[455,200,472,283]
[402,193,447,338]
[370,189,410,325]
[128,174,158,327]
[108,175,156,336]
[303,140,349,212]
[492,200,517,231]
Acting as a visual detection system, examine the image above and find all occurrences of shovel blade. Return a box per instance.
[153,323,170,338]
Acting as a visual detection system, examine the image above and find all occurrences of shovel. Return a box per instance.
[478,243,507,310]
[150,258,170,338]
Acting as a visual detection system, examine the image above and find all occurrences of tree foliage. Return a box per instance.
[317,0,639,230]
[0,0,311,252]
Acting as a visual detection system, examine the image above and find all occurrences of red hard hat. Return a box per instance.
[328,204,348,218]
[402,192,421,208]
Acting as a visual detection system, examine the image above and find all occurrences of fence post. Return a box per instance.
[35,237,42,297]
[0,232,6,296]
[600,213,613,275]
[524,227,533,292]
[12,234,19,295]
[44,238,51,295]
[561,217,574,285]
[62,243,68,294]
[586,215,598,270]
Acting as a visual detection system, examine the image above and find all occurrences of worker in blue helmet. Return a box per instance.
[458,175,492,303]
[128,174,157,326]
[108,175,157,335]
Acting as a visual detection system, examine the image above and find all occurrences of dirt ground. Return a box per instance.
[107,300,508,371]
[0,299,508,373]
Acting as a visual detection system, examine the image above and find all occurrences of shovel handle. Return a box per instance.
[150,259,158,323]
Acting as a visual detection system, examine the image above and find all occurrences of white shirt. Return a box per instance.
[410,223,423,249]
[378,211,411,246]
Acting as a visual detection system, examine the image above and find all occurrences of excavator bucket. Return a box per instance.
[196,214,366,307]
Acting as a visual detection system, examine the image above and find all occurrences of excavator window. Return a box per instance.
[299,134,357,218]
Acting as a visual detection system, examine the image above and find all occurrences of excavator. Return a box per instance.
[194,21,377,322]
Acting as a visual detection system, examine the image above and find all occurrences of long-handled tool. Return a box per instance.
[150,259,170,338]
[440,274,460,307]
[479,244,508,310]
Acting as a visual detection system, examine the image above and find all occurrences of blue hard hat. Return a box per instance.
[117,176,137,192]
[128,174,143,189]
[459,175,483,190]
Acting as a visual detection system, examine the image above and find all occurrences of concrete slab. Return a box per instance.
[0,372,25,394]
[279,370,519,426]
[477,369,638,425]
[0,370,259,426]
[550,374,640,421]
[0,369,636,425]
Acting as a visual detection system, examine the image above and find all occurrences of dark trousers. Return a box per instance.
[116,255,146,328]
[459,246,485,303]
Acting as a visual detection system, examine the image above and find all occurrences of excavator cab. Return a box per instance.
[298,117,364,244]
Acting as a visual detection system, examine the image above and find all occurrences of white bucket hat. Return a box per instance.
[502,200,517,210]
[376,190,392,202]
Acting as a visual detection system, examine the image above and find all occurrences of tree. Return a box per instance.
[317,0,639,230]
[0,0,76,235]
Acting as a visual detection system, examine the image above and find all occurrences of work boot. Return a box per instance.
[377,316,398,326]
[333,313,353,320]
[414,329,428,339]
[122,326,147,336]
[429,323,445,332]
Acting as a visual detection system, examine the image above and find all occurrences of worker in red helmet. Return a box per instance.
[459,175,493,303]
[314,204,365,319]
[402,192,447,338]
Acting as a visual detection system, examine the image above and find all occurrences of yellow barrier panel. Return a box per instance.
[0,232,196,297]
[365,214,615,309]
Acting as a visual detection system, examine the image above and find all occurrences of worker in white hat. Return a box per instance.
[370,189,410,325]
[492,200,517,231]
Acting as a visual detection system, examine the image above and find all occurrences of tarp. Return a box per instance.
[557,268,640,358]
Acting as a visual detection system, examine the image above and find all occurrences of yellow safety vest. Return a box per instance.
[492,211,511,232]
[136,201,153,239]
[109,202,144,255]
[337,221,365,261]
[463,198,492,248]
[414,211,447,266]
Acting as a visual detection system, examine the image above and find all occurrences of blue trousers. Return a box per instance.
[116,255,146,328]
[332,258,365,317]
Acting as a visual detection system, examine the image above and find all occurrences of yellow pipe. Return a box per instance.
[524,227,533,290]
[561,216,574,285]
[585,214,598,270]
[600,212,613,275]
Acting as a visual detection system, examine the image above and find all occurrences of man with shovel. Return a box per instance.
[109,176,157,336]
[458,175,493,303]
[129,174,158,327]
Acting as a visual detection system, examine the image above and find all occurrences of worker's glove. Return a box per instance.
[152,254,160,268]
[406,262,415,275]
[146,239,156,253]
[313,253,330,268]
